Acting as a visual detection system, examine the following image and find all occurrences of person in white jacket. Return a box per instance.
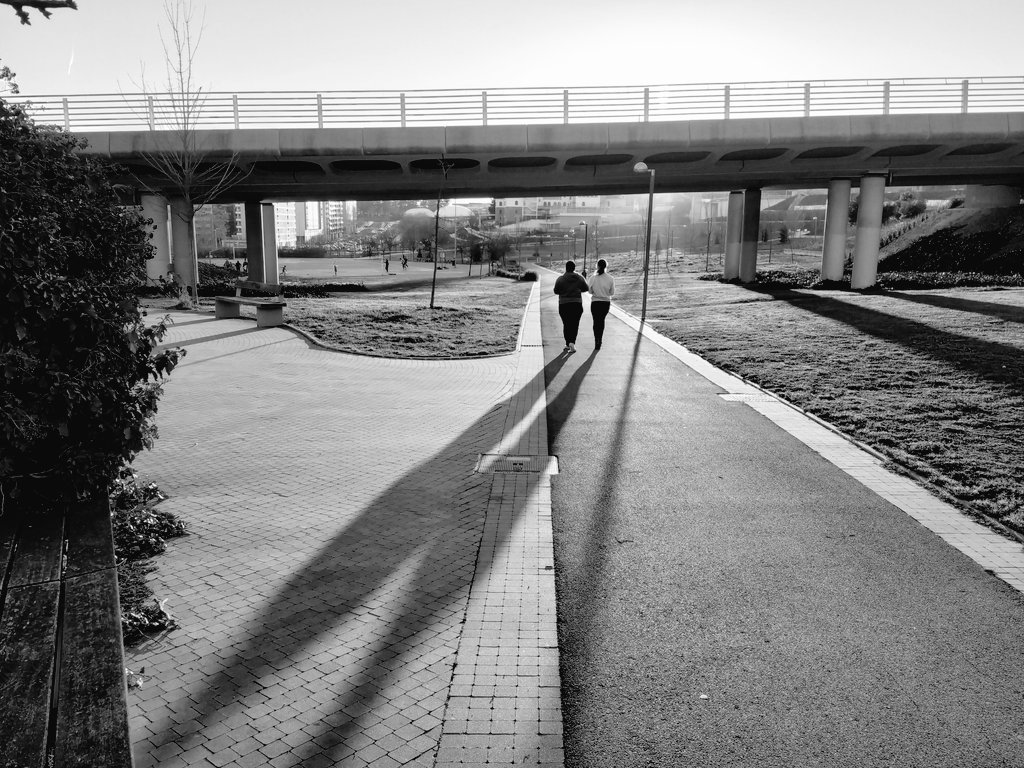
[588,259,614,350]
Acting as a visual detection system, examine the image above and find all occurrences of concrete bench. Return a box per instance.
[214,296,287,326]
[0,495,132,768]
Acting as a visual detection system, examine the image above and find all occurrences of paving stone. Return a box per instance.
[126,289,563,767]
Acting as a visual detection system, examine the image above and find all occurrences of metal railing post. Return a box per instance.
[400,92,407,127]
[724,84,730,119]
[882,81,891,115]
[232,94,239,128]
[804,82,811,117]
[147,96,155,130]
[563,89,569,124]
[482,90,488,126]
[961,79,969,114]
[317,93,324,128]
[643,87,650,122]
[62,97,70,130]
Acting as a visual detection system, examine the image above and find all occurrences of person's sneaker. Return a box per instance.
[563,345,570,353]
[568,343,576,353]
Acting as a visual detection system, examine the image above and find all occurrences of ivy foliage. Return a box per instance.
[0,95,183,501]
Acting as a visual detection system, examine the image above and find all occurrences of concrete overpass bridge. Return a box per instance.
[12,76,1024,289]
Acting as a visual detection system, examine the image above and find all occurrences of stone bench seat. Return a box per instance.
[214,296,287,327]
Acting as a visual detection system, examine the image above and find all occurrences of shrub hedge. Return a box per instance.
[1,96,182,502]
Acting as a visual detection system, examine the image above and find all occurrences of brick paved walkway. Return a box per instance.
[127,286,562,768]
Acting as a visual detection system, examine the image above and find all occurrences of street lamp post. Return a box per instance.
[579,219,589,275]
[571,228,577,261]
[633,162,656,325]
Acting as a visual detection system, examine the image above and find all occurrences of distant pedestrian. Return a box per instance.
[384,258,389,273]
[281,265,286,276]
[553,260,589,353]
[334,264,338,276]
[588,259,614,351]
[235,260,241,274]
[402,255,408,270]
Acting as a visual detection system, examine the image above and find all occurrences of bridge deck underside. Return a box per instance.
[80,113,1024,200]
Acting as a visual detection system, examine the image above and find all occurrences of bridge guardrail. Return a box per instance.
[7,76,1024,132]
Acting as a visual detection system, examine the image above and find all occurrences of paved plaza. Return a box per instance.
[126,277,1024,767]
[128,285,561,767]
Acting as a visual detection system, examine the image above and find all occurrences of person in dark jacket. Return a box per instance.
[553,261,589,353]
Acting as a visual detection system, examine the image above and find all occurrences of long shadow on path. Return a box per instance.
[144,359,563,765]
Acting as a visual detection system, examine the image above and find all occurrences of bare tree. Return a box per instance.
[1,0,76,25]
[130,0,249,305]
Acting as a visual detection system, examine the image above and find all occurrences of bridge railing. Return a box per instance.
[8,76,1024,132]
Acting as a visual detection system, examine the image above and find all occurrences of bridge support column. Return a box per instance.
[820,179,851,282]
[140,193,171,282]
[851,175,885,289]
[739,188,761,283]
[169,196,197,298]
[724,191,744,280]
[261,202,279,286]
[244,201,266,282]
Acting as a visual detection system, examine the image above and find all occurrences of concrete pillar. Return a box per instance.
[851,175,886,289]
[168,196,197,296]
[723,191,744,280]
[140,193,171,282]
[820,179,851,282]
[261,202,279,286]
[243,201,265,282]
[964,185,1021,209]
[739,188,761,283]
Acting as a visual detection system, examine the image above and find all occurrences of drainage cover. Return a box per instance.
[719,393,778,403]
[475,454,559,474]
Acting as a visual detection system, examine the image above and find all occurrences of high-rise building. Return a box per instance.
[273,203,298,247]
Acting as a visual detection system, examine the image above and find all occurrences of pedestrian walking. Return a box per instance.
[588,258,614,350]
[384,258,389,273]
[553,260,589,353]
[334,264,338,276]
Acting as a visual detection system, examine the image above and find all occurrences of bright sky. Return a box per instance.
[0,0,1019,96]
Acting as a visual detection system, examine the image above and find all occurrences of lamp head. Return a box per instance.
[633,162,650,174]
[579,220,586,227]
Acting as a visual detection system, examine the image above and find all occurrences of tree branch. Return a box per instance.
[2,0,78,25]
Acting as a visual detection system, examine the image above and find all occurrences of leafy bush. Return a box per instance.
[519,270,539,282]
[279,245,328,258]
[1,95,182,502]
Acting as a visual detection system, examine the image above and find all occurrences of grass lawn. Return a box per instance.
[580,250,1024,536]
[195,275,534,358]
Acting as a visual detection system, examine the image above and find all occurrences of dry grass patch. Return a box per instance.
[247,278,532,358]
[603,255,1024,535]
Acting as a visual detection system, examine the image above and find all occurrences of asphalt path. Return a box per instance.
[539,269,1024,767]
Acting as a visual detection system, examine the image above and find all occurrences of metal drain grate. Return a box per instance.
[720,393,779,403]
[475,454,559,474]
